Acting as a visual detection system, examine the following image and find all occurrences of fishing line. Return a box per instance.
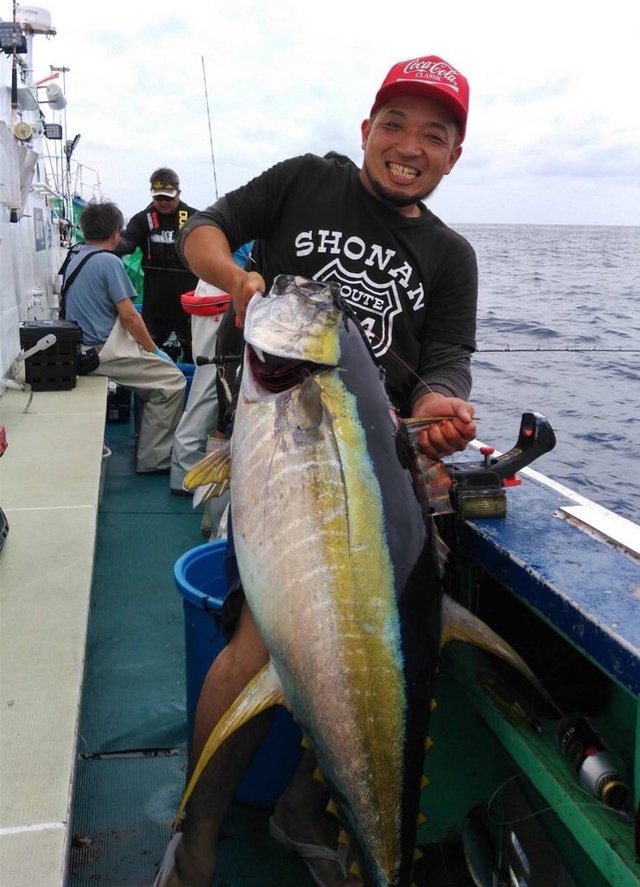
[485,769,631,828]
[364,332,436,397]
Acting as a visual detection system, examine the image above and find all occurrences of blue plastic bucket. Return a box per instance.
[176,362,195,402]
[173,540,302,807]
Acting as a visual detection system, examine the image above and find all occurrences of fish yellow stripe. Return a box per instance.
[314,373,405,873]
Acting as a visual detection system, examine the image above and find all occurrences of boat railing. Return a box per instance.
[69,160,103,204]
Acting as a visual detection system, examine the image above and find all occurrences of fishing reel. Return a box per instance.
[447,411,557,519]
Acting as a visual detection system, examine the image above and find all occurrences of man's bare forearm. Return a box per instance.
[182,227,247,296]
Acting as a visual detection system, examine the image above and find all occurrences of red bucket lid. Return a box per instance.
[181,290,231,316]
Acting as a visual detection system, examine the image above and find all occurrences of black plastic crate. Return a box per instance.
[106,383,132,423]
[19,321,82,391]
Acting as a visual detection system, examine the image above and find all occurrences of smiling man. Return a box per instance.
[360,58,466,214]
[155,55,478,887]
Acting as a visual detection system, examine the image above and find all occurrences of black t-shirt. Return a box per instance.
[179,155,477,413]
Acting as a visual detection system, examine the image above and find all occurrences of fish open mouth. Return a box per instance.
[247,346,327,393]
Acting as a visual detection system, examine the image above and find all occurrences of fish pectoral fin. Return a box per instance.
[174,661,285,824]
[183,440,232,494]
[192,479,230,508]
[294,373,324,430]
[440,594,551,702]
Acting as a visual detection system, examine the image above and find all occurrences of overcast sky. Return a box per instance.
[15,0,640,226]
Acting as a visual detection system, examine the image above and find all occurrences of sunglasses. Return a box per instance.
[152,194,175,202]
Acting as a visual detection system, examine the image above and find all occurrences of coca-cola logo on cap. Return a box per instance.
[404,58,460,92]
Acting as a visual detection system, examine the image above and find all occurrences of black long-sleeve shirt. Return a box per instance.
[177,154,477,413]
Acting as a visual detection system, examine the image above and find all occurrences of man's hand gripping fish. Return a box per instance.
[179,275,545,887]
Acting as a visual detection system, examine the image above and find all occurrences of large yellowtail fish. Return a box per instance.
[179,274,543,886]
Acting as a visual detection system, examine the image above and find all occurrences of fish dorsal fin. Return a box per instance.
[403,416,451,436]
[183,439,232,499]
[399,419,454,576]
[401,419,454,519]
[414,452,454,518]
[440,594,551,701]
[174,661,285,825]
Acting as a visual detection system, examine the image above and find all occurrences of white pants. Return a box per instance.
[95,319,185,473]
[169,307,225,490]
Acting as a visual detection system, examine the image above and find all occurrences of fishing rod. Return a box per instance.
[201,55,219,201]
[477,347,640,354]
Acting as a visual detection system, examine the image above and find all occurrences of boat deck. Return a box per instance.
[1,379,638,885]
[0,382,472,885]
[0,378,108,885]
[466,466,640,697]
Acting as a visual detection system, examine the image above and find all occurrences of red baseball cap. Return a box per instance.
[370,55,469,141]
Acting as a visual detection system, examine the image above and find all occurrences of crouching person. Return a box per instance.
[63,200,186,473]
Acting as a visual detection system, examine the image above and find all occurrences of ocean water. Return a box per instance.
[454,224,640,524]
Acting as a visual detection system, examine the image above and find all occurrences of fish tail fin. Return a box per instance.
[440,593,552,702]
[174,661,285,825]
[183,439,232,499]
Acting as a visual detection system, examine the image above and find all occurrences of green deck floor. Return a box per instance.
[67,419,473,886]
[66,419,324,886]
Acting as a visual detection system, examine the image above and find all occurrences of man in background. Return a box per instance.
[115,168,199,362]
[169,242,253,500]
[63,201,185,474]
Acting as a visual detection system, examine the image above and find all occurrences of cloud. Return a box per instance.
[15,0,638,226]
